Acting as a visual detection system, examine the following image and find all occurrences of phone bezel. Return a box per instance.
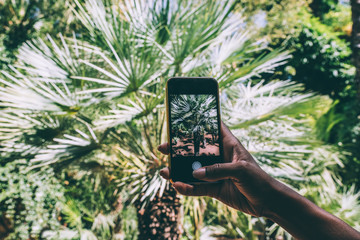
[166,77,223,184]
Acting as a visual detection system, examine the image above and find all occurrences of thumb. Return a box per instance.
[193,162,243,181]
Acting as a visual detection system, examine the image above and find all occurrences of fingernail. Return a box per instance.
[193,168,206,179]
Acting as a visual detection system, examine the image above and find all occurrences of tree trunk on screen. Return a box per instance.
[136,187,181,240]
[352,0,360,98]
[194,131,201,156]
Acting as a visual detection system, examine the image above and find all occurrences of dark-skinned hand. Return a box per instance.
[158,122,277,217]
[158,122,360,240]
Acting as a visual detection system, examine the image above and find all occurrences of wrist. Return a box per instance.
[261,177,296,220]
[255,173,360,240]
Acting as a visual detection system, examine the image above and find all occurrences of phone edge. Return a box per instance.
[165,77,222,185]
[165,79,173,184]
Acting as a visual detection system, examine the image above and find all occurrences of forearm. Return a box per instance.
[265,179,360,240]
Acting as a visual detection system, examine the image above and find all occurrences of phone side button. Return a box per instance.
[192,161,202,171]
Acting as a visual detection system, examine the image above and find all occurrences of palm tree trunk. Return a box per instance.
[352,0,360,98]
[194,130,201,156]
[136,186,181,240]
[194,138,200,156]
[0,214,12,239]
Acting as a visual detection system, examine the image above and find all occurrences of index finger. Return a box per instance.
[157,143,170,155]
[159,167,170,180]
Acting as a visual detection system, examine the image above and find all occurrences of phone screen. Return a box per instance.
[167,78,222,183]
[169,94,220,158]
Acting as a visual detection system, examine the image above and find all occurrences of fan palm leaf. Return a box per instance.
[30,123,100,169]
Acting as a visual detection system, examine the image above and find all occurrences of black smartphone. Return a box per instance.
[166,77,223,184]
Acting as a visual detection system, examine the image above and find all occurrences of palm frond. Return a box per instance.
[17,34,82,79]
[70,0,169,99]
[91,213,116,236]
[41,229,79,239]
[30,123,99,169]
[222,80,321,129]
[79,229,98,240]
[71,0,119,43]
[223,80,340,181]
[73,41,165,98]
[120,0,160,36]
[220,49,292,87]
[180,17,291,86]
[95,101,144,130]
[0,67,82,114]
[0,112,62,160]
[0,112,58,142]
[62,197,83,229]
[114,141,167,207]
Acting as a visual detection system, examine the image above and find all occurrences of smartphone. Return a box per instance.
[166,77,223,184]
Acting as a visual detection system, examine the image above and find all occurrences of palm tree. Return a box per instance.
[170,94,218,156]
[1,0,359,239]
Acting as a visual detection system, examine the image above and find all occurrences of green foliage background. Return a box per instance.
[0,0,359,239]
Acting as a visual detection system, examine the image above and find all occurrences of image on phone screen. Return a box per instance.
[170,94,220,158]
[167,77,222,183]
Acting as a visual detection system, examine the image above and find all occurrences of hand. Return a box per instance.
[158,122,278,217]
[159,122,360,240]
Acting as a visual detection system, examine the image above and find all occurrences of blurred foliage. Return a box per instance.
[323,4,352,37]
[0,160,65,239]
[289,5,360,190]
[0,0,73,67]
[284,10,353,97]
[309,0,339,17]
[239,0,310,43]
[259,0,360,190]
[60,172,122,238]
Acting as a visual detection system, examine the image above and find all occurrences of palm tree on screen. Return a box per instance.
[171,94,218,156]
